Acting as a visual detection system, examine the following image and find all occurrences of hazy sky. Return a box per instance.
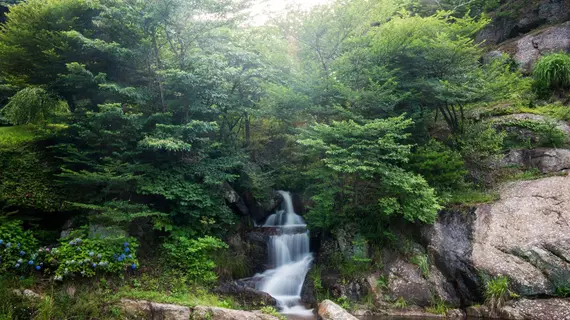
[248,0,330,25]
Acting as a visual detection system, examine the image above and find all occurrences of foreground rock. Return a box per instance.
[318,300,358,320]
[120,299,190,320]
[214,281,276,308]
[467,298,570,320]
[192,306,280,320]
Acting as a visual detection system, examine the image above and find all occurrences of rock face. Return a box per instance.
[317,300,358,320]
[503,21,570,73]
[467,298,570,320]
[385,258,432,307]
[192,306,280,320]
[477,0,570,45]
[472,176,570,295]
[120,299,191,320]
[214,281,276,308]
[502,148,570,173]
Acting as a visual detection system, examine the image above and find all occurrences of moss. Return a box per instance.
[0,125,39,148]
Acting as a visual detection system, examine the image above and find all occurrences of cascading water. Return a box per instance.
[255,190,313,316]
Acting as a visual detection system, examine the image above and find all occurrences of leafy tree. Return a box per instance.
[298,116,440,241]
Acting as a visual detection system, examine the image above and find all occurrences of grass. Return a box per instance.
[426,296,449,315]
[448,189,499,206]
[115,286,237,309]
[0,125,39,147]
[485,276,518,310]
[410,254,429,278]
[392,297,408,309]
[260,306,286,320]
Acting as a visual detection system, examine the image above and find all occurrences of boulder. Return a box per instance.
[223,182,249,216]
[119,299,191,320]
[245,231,268,273]
[214,281,276,308]
[385,258,432,307]
[502,148,570,173]
[300,270,317,307]
[472,176,570,295]
[12,289,42,300]
[509,21,570,73]
[192,306,280,320]
[467,298,570,320]
[317,300,358,320]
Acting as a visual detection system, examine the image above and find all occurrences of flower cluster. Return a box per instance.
[0,220,39,273]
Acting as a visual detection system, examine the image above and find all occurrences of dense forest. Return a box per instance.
[1,0,570,319]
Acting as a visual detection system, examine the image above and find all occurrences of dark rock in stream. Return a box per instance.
[300,270,317,308]
[246,231,268,273]
[214,281,276,308]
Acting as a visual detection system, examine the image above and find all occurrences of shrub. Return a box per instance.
[410,254,429,278]
[47,232,139,279]
[0,219,39,273]
[408,140,467,193]
[163,236,227,284]
[0,87,67,125]
[533,53,570,94]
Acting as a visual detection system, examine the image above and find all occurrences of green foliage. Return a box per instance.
[48,233,138,279]
[0,219,38,273]
[426,296,449,315]
[0,87,66,125]
[162,236,228,284]
[299,116,440,242]
[408,140,467,193]
[0,125,39,147]
[484,275,517,309]
[260,306,286,320]
[500,119,568,148]
[533,53,570,94]
[393,296,408,309]
[448,189,499,205]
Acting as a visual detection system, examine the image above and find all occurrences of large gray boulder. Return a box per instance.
[502,148,570,173]
[385,258,432,307]
[510,21,570,73]
[472,176,570,295]
[192,306,280,320]
[120,299,191,320]
[317,300,358,320]
[467,298,570,320]
[214,281,276,308]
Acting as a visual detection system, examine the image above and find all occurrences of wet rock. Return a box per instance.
[385,258,432,307]
[300,270,317,307]
[317,299,358,320]
[467,298,570,320]
[422,209,482,306]
[245,231,268,273]
[223,182,249,216]
[214,282,276,308]
[472,176,570,296]
[192,306,280,320]
[120,299,191,320]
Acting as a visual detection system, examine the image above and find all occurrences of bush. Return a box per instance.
[533,53,570,94]
[0,219,39,273]
[408,140,467,192]
[48,233,139,279]
[163,236,227,284]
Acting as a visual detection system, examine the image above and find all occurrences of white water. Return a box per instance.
[256,191,313,316]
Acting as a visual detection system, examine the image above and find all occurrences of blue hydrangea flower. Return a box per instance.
[97,254,102,259]
[123,242,129,247]
[19,251,25,256]
[28,260,34,265]
[89,251,94,257]
[124,247,130,253]
[15,263,20,268]
[0,240,3,245]
[131,263,136,270]
[35,266,41,271]
[92,263,97,268]
[6,243,11,248]
[127,254,132,258]
[17,243,20,248]
[17,258,23,263]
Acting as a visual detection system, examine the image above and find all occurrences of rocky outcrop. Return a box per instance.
[491,113,570,135]
[467,298,570,320]
[245,231,268,274]
[502,148,570,173]
[472,176,570,296]
[385,258,432,307]
[223,182,249,217]
[317,300,358,320]
[120,299,191,320]
[476,0,570,45]
[214,282,276,308]
[192,306,280,320]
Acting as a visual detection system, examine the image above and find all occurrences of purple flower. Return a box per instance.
[92,263,97,268]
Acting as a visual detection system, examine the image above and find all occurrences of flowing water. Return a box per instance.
[255,191,314,316]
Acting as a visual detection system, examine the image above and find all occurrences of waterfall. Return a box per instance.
[256,190,313,316]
